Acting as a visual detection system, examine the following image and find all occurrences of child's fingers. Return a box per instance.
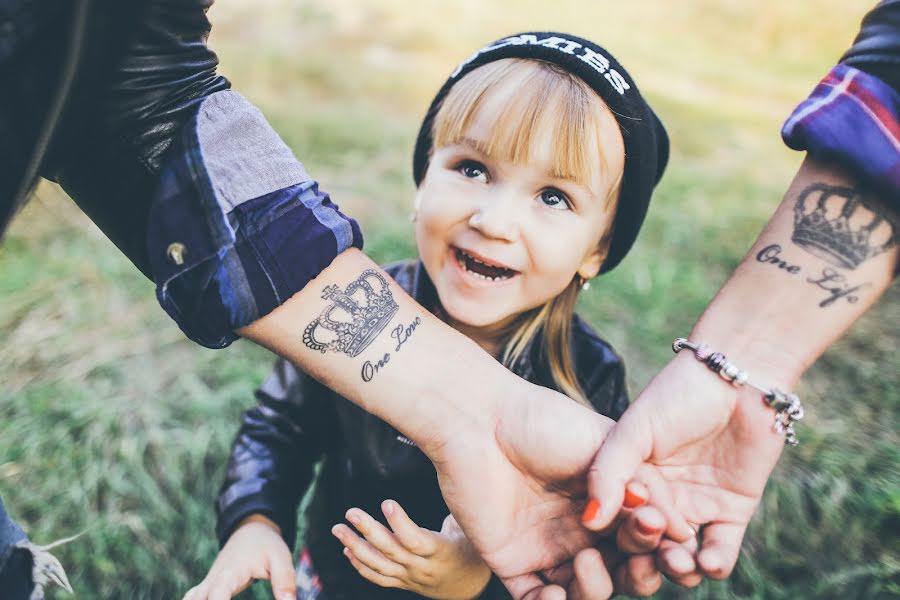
[346,507,417,564]
[186,567,251,600]
[382,499,438,556]
[206,571,249,600]
[207,582,238,600]
[266,546,298,600]
[332,524,405,579]
[343,547,405,590]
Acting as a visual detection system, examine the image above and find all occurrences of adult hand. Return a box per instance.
[583,352,788,581]
[430,379,692,599]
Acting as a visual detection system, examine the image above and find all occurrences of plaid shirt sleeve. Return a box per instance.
[782,64,900,201]
[782,0,900,203]
[147,91,363,348]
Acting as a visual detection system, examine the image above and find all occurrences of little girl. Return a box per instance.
[191,31,668,600]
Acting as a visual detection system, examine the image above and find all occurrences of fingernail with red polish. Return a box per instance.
[582,498,600,524]
[636,519,662,536]
[623,487,648,509]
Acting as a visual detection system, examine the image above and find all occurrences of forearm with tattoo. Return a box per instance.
[754,182,898,308]
[237,248,511,454]
[688,156,899,389]
[301,269,422,381]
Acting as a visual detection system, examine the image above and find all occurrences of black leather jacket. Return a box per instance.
[216,261,629,600]
[1,0,228,275]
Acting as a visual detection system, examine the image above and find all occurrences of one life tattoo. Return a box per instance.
[756,244,872,308]
[752,182,898,308]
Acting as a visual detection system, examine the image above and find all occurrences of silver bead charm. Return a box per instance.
[672,337,804,446]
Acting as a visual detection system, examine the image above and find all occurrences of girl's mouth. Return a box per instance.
[452,247,519,282]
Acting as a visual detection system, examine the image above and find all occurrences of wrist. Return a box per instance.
[407,335,521,460]
[669,338,800,452]
[236,513,282,535]
[687,317,805,390]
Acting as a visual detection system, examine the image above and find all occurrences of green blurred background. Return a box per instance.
[1,0,898,597]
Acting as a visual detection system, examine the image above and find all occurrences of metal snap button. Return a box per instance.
[166,242,187,266]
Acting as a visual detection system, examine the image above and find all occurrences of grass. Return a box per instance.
[1,0,898,598]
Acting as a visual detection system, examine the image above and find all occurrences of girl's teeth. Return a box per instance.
[456,248,513,281]
[465,266,509,282]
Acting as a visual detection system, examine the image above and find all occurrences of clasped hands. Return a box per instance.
[186,355,780,600]
[425,356,782,599]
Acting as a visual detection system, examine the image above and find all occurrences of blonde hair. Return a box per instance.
[429,58,622,406]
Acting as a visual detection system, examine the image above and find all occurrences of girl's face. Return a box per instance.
[415,78,625,331]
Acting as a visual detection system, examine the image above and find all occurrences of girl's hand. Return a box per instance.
[332,500,492,600]
[183,515,296,600]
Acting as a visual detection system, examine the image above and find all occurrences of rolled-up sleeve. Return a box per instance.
[782,1,900,204]
[147,91,363,348]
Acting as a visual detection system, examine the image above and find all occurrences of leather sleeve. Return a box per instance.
[45,0,230,277]
[840,0,900,93]
[215,359,341,550]
[46,1,364,347]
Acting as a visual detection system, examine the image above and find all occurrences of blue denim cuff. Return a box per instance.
[783,64,900,201]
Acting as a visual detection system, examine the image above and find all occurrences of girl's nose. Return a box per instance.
[467,194,519,241]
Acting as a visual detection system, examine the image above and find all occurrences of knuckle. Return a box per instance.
[410,568,435,586]
[404,538,421,552]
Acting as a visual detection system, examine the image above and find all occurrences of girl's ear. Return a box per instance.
[577,248,607,281]
[413,187,424,213]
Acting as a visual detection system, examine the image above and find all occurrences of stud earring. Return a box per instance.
[577,275,591,291]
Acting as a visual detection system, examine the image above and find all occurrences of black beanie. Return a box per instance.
[413,32,669,273]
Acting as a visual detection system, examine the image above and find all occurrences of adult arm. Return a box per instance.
[585,0,900,582]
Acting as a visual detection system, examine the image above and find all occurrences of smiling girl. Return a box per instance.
[190,32,669,600]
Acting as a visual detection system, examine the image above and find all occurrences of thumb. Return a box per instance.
[583,407,653,531]
[267,545,297,600]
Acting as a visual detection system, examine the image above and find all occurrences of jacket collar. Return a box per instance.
[386,259,546,388]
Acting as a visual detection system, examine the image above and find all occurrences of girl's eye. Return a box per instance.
[456,160,489,182]
[539,188,572,211]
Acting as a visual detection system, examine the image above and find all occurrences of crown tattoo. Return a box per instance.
[302,270,399,357]
[792,184,898,270]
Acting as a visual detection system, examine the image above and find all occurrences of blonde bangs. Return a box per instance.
[432,58,615,192]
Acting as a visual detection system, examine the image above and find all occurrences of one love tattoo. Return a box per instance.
[301,269,421,381]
